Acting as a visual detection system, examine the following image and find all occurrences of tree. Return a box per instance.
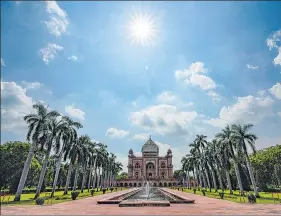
[231,124,259,197]
[34,117,63,199]
[14,103,60,201]
[216,125,244,194]
[0,141,41,191]
[51,116,82,197]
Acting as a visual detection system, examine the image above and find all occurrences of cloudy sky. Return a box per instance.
[1,1,281,171]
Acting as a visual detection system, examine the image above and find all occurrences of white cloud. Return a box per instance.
[266,29,281,50]
[155,141,185,170]
[21,81,42,90]
[269,82,281,99]
[175,62,217,90]
[68,55,78,62]
[156,91,193,107]
[130,104,198,136]
[1,58,5,66]
[266,29,281,67]
[1,81,33,133]
[39,43,63,64]
[43,1,69,37]
[207,95,275,128]
[156,91,177,104]
[106,128,130,138]
[207,91,220,103]
[65,105,85,121]
[132,133,150,141]
[246,64,259,70]
[273,47,281,66]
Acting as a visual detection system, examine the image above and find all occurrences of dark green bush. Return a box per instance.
[90,189,95,196]
[201,189,206,196]
[102,188,106,194]
[71,191,79,200]
[35,197,45,205]
[219,192,224,199]
[193,188,196,194]
[248,193,256,203]
[110,188,114,192]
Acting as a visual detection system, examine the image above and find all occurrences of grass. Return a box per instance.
[1,188,127,206]
[177,187,281,204]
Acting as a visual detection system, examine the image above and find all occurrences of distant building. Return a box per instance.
[116,136,179,187]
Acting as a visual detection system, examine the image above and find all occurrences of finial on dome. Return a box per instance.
[149,134,151,140]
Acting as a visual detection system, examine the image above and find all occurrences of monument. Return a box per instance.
[116,136,178,187]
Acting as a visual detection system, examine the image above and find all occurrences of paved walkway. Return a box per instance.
[2,188,281,215]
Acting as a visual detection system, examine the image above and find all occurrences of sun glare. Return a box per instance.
[128,12,157,46]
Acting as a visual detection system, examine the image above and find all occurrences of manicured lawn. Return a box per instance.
[177,187,281,204]
[1,188,127,206]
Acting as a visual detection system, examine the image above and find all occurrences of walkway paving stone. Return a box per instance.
[2,188,281,215]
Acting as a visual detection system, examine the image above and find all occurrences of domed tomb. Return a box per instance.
[141,136,159,156]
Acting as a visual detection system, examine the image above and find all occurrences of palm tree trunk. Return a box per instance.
[210,166,218,191]
[73,163,79,191]
[233,160,244,194]
[81,169,86,193]
[225,169,233,194]
[204,168,211,191]
[51,150,64,197]
[64,161,73,195]
[34,147,52,199]
[187,170,191,189]
[89,156,97,189]
[217,167,224,190]
[245,155,259,197]
[96,167,101,190]
[92,168,97,189]
[14,142,36,201]
[87,165,93,192]
[201,167,207,188]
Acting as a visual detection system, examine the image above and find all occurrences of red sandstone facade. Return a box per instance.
[117,137,179,187]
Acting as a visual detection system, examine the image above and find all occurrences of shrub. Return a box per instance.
[248,193,256,203]
[193,188,196,194]
[102,188,106,194]
[71,191,80,200]
[35,197,45,205]
[110,188,114,192]
[201,189,206,196]
[219,192,224,199]
[90,189,95,196]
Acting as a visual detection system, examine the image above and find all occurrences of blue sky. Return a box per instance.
[1,1,281,170]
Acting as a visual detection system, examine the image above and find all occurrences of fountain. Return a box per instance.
[145,181,151,200]
[97,182,195,207]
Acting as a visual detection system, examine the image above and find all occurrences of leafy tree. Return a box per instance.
[0,141,41,192]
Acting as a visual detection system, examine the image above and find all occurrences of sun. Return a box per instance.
[128,12,157,46]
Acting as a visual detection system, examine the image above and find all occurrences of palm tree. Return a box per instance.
[51,116,82,197]
[195,135,207,153]
[34,117,63,199]
[216,139,233,193]
[87,142,99,192]
[210,139,224,190]
[216,125,244,194]
[71,135,91,191]
[14,103,59,201]
[231,124,259,197]
[205,144,218,192]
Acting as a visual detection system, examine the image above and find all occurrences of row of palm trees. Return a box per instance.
[14,103,123,201]
[181,124,259,197]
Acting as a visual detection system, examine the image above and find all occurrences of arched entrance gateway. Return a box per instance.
[117,136,180,187]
